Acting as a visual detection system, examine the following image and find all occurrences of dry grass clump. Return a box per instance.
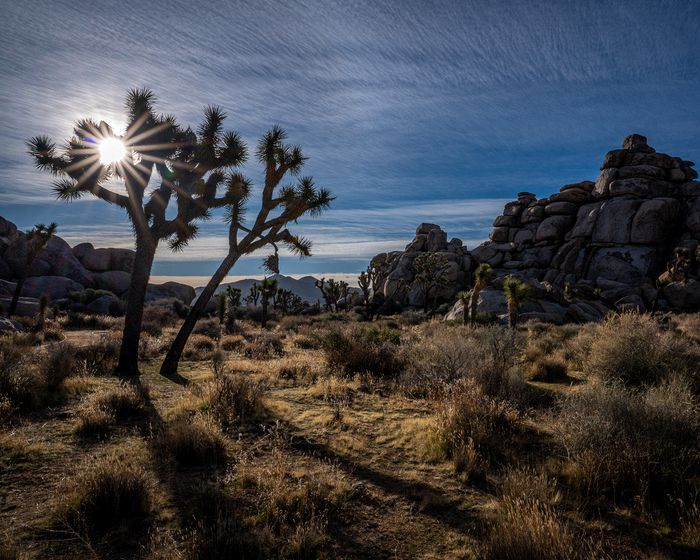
[57,453,153,541]
[206,374,264,431]
[499,467,562,507]
[220,334,245,352]
[184,334,216,359]
[526,357,568,382]
[276,360,316,385]
[61,312,122,330]
[322,324,403,379]
[482,496,589,560]
[0,339,77,413]
[428,379,520,474]
[580,313,695,387]
[292,334,321,350]
[243,332,284,359]
[193,317,222,340]
[556,377,700,518]
[75,383,149,438]
[74,334,120,376]
[0,534,24,560]
[159,414,227,467]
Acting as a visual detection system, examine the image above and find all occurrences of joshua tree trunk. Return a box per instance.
[261,298,268,328]
[423,287,430,314]
[160,251,240,380]
[469,287,480,326]
[508,302,517,329]
[116,235,157,377]
[8,275,27,317]
[462,300,469,325]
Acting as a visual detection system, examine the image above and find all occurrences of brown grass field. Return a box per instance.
[1,308,699,559]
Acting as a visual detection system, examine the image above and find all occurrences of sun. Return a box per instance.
[99,136,127,165]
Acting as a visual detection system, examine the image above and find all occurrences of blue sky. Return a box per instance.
[1,0,699,282]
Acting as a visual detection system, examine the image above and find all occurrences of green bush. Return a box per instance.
[322,325,403,379]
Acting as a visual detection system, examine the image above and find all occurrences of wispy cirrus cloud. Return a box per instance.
[1,0,699,276]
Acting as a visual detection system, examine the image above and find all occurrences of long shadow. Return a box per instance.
[272,418,482,536]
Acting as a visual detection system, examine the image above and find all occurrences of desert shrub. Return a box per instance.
[58,454,152,540]
[499,467,561,507]
[74,334,120,376]
[207,374,264,431]
[556,377,700,517]
[527,357,568,382]
[277,362,313,384]
[0,535,23,560]
[0,396,13,423]
[429,379,520,473]
[142,300,180,332]
[193,317,222,340]
[159,414,227,467]
[243,333,284,359]
[74,404,114,439]
[39,343,76,390]
[397,309,427,326]
[292,334,321,350]
[184,334,216,359]
[180,508,259,560]
[399,324,526,401]
[61,312,122,330]
[210,349,227,378]
[0,341,36,410]
[220,334,245,352]
[581,313,694,386]
[482,496,594,560]
[92,383,148,421]
[322,325,403,379]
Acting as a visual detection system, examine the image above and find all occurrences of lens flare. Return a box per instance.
[99,137,127,165]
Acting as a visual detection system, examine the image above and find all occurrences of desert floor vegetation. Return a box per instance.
[1,310,699,558]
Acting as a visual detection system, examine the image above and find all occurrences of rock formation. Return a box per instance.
[371,135,700,322]
[0,217,195,316]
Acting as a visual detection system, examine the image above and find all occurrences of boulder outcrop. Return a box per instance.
[369,135,700,321]
[0,218,194,316]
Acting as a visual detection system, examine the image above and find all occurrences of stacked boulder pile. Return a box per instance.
[371,223,473,308]
[0,217,195,316]
[370,135,700,322]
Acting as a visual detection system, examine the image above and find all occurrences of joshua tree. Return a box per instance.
[37,293,50,331]
[28,90,247,377]
[358,265,380,319]
[224,286,241,332]
[216,292,227,325]
[8,223,57,316]
[247,284,261,306]
[413,252,450,314]
[315,277,343,311]
[502,276,529,329]
[456,290,471,325]
[338,280,350,311]
[159,127,332,379]
[259,277,278,328]
[276,288,295,314]
[469,263,492,326]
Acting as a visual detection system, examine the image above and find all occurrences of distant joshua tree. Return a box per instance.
[159,127,332,379]
[28,89,247,377]
[8,223,57,317]
[469,263,492,326]
[247,284,261,306]
[412,252,450,314]
[259,277,278,328]
[315,277,343,311]
[37,293,50,331]
[358,265,380,319]
[502,276,529,329]
[216,292,227,326]
[224,286,241,332]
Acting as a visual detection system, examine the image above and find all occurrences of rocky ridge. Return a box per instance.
[0,219,195,316]
[371,135,700,322]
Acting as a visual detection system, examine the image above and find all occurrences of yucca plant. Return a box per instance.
[502,276,529,329]
[456,290,472,325]
[469,263,492,326]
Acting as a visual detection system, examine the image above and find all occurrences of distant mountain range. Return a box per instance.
[195,274,327,304]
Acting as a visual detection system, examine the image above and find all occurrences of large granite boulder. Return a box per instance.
[22,276,84,300]
[79,247,135,273]
[146,281,195,304]
[93,270,131,295]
